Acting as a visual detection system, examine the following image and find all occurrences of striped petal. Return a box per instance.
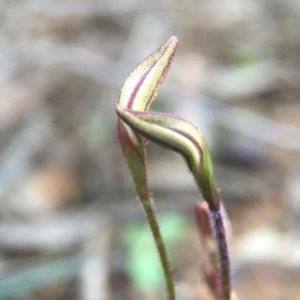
[116,106,219,208]
[118,36,178,111]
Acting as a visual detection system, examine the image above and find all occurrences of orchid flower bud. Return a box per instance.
[116,36,234,300]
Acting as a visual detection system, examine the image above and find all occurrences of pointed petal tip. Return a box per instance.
[169,35,178,43]
[165,36,178,50]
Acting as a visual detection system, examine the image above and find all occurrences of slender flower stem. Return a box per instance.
[117,122,176,300]
[210,205,231,300]
[142,199,176,300]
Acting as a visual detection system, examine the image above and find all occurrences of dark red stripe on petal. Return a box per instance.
[127,68,152,109]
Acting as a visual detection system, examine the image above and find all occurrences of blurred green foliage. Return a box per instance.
[122,213,188,294]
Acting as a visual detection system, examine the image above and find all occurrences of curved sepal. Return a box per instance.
[116,106,219,209]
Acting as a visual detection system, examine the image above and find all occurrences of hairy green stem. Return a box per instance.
[142,199,176,300]
[117,122,176,300]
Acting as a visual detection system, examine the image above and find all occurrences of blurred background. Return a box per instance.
[0,0,300,299]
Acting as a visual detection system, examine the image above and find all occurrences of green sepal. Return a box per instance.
[116,106,219,208]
